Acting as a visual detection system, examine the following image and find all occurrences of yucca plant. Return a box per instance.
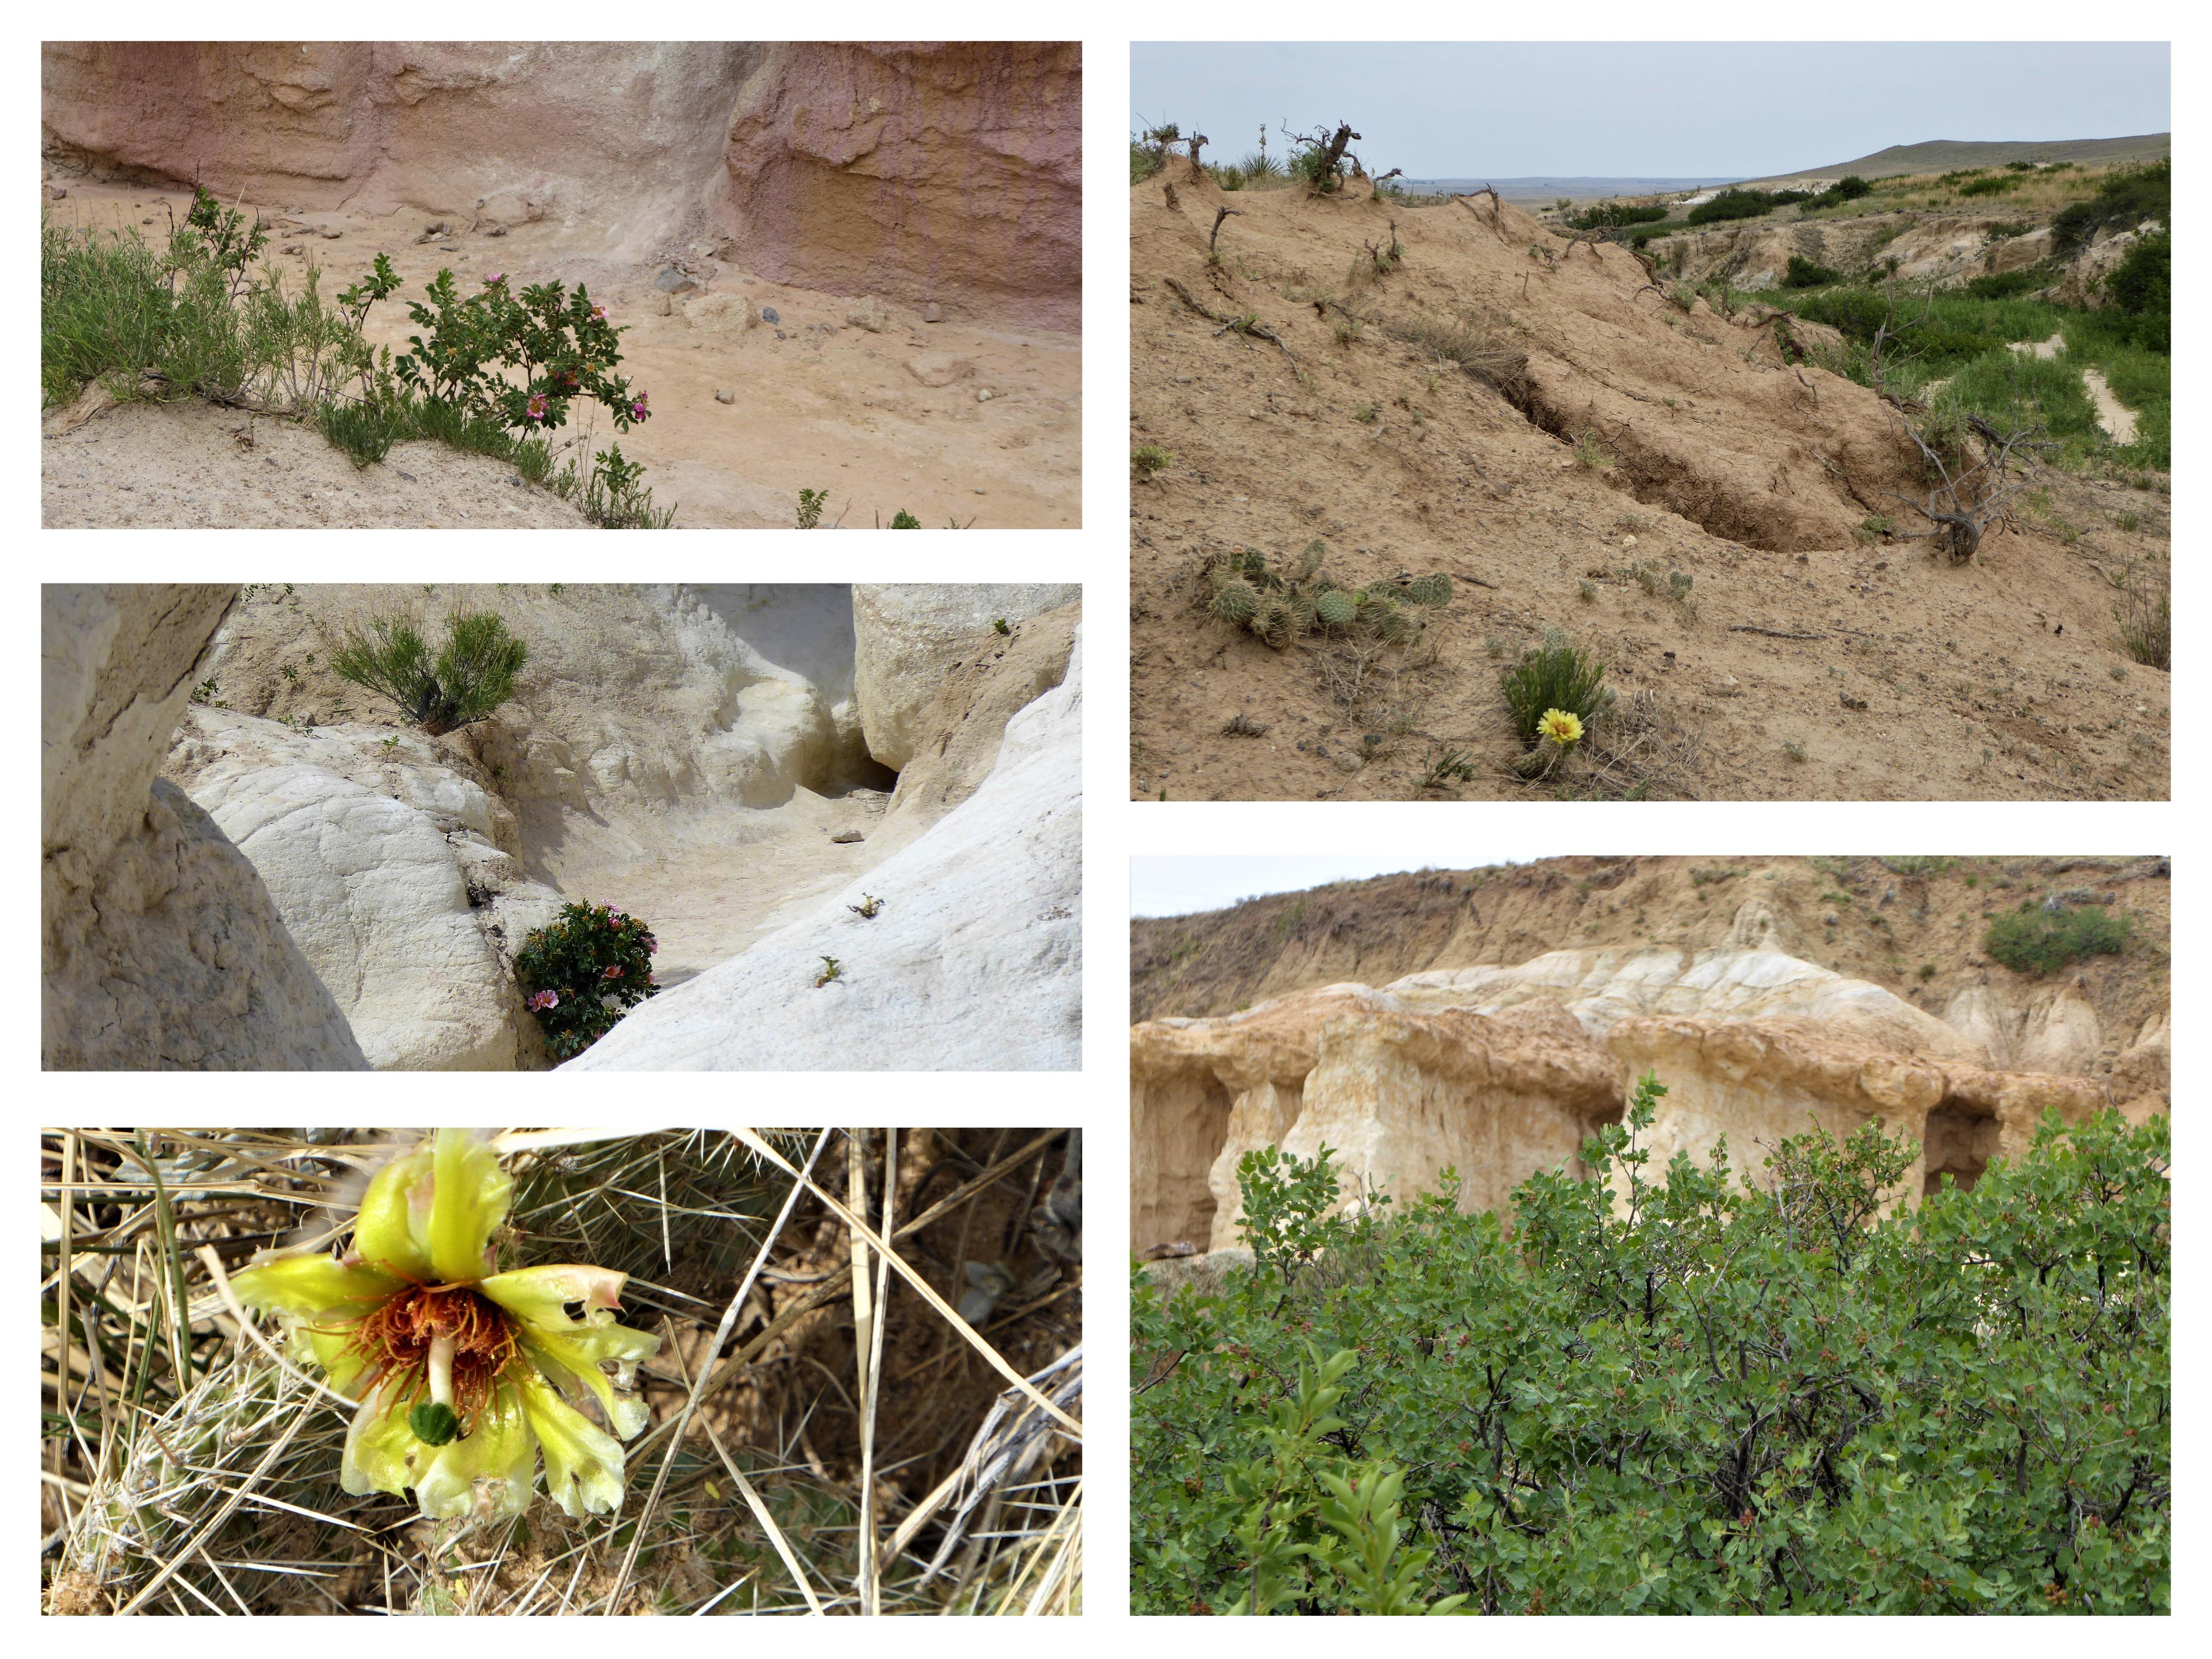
[329,608,528,734]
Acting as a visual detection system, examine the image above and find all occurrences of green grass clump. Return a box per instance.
[1131,444,1174,477]
[330,609,528,735]
[1501,634,1610,744]
[1984,904,2132,974]
[41,219,173,408]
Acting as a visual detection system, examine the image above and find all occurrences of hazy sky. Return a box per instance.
[1131,41,2171,179]
[1132,854,1549,917]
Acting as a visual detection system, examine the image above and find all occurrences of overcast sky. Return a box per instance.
[1131,41,2171,179]
[1132,853,1553,917]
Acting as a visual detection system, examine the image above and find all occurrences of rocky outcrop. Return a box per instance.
[42,585,366,1070]
[41,41,1081,325]
[851,584,1082,772]
[1130,937,2140,1254]
[166,711,560,1070]
[714,43,1081,328]
[566,632,1083,1070]
[194,584,879,886]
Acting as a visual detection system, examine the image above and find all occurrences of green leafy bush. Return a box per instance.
[1566,202,1669,231]
[1984,903,2133,973]
[1782,254,1843,288]
[1686,188,1785,225]
[1958,173,2023,198]
[394,269,648,439]
[2052,160,2168,255]
[1500,634,1609,743]
[328,609,528,734]
[2102,232,2169,353]
[513,900,660,1059]
[1133,1077,2170,1614]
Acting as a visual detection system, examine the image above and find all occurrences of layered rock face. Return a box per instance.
[715,43,1082,327]
[42,41,1081,326]
[1131,926,2157,1255]
[41,586,366,1070]
[567,631,1083,1070]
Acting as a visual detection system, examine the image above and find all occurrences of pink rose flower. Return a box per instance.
[528,989,558,1011]
[484,272,506,286]
[645,938,658,954]
[525,393,549,422]
[602,964,624,979]
[589,306,607,322]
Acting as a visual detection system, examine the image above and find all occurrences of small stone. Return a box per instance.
[847,295,891,332]
[977,388,994,403]
[653,267,696,294]
[483,222,508,238]
[47,186,66,200]
[318,226,343,239]
[830,830,864,844]
[760,305,780,324]
[282,243,305,255]
[924,302,943,323]
[653,292,672,316]
[714,388,735,404]
[1622,534,1637,547]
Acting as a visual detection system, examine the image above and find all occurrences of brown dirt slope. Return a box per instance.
[1128,161,2169,801]
[1130,854,2168,1058]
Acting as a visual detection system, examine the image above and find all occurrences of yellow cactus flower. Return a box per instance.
[1538,708,1585,747]
[231,1130,660,1522]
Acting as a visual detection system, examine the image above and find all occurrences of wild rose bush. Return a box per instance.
[394,269,650,439]
[514,901,659,1059]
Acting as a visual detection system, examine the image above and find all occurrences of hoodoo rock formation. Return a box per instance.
[42,582,1081,1071]
[41,41,1081,328]
[1131,861,2167,1257]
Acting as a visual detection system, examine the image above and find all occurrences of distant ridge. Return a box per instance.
[1740,132,2169,187]
[1404,135,2168,205]
[1406,176,1733,203]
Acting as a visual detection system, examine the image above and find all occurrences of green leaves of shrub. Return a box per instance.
[394,269,648,439]
[1984,902,2133,973]
[329,609,527,735]
[514,900,660,1060]
[1133,1077,2169,1614]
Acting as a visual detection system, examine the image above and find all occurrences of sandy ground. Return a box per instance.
[1128,170,2169,802]
[43,395,586,526]
[43,180,1081,528]
[541,791,894,987]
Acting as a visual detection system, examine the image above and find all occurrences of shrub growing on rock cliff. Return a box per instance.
[1984,901,2133,974]
[330,609,528,735]
[1132,1075,2169,1614]
[514,901,660,1059]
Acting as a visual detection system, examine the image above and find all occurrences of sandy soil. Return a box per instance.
[542,791,894,987]
[43,396,586,526]
[43,180,1081,528]
[1127,166,2170,802]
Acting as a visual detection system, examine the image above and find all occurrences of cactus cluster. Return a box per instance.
[1202,540,1454,650]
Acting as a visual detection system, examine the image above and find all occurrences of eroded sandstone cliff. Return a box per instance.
[1131,864,2167,1255]
[41,41,1081,326]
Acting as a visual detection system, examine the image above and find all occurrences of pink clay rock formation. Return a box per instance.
[41,40,1080,327]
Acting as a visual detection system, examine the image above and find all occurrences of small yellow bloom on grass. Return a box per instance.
[1538,708,1585,746]
[231,1129,660,1522]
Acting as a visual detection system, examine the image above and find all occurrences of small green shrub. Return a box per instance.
[1984,903,2132,973]
[1782,254,1843,288]
[513,900,659,1059]
[796,487,828,529]
[1501,634,1609,744]
[580,443,676,529]
[1131,444,1174,477]
[888,509,922,529]
[328,609,528,735]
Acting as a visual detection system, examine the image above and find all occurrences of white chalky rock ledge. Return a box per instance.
[564,632,1083,1070]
